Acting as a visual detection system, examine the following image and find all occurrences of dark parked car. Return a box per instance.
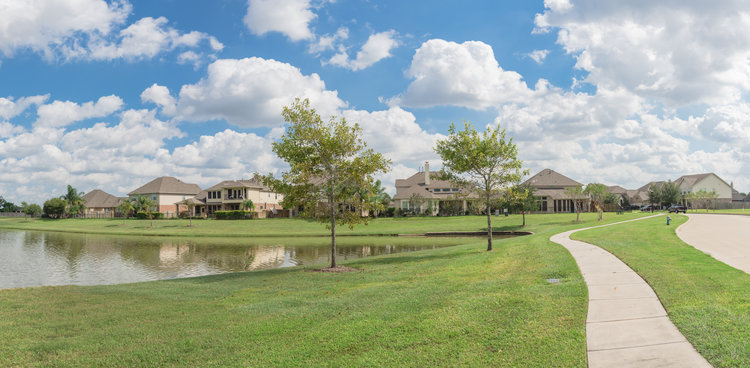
[668,205,686,213]
[640,205,654,212]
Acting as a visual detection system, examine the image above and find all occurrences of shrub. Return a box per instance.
[135,211,164,219]
[43,198,67,218]
[214,210,251,220]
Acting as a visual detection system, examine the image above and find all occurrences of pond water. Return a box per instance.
[0,230,480,289]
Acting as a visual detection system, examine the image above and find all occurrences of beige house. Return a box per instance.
[393,162,477,215]
[675,173,733,204]
[523,169,588,213]
[197,179,285,218]
[82,189,123,216]
[128,176,202,217]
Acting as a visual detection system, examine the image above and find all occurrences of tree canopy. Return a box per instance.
[435,121,525,251]
[266,98,391,268]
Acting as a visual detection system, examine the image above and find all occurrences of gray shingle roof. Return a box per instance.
[204,179,268,192]
[128,176,202,196]
[82,189,122,208]
[522,169,582,188]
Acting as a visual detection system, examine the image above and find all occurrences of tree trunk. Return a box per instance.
[486,191,493,251]
[522,212,526,227]
[330,202,337,268]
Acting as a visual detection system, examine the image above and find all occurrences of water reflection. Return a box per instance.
[0,230,476,289]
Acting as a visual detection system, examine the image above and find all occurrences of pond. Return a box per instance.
[0,230,482,289]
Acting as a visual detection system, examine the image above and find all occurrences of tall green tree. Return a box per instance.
[564,186,586,222]
[0,196,17,212]
[659,180,681,206]
[131,195,156,227]
[505,184,536,227]
[647,183,661,209]
[43,198,67,218]
[435,121,526,251]
[266,98,391,269]
[584,183,610,221]
[61,185,86,217]
[20,202,41,219]
[368,179,391,218]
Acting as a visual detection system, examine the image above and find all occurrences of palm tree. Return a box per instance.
[131,195,155,227]
[116,200,134,224]
[180,199,197,227]
[241,199,255,218]
[61,185,85,218]
[368,179,391,218]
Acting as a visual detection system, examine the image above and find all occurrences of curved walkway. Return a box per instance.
[676,214,750,274]
[550,216,710,368]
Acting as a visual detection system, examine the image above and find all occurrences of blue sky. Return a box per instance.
[1,0,749,203]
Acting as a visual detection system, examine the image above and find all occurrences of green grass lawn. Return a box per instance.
[574,215,750,368]
[0,212,647,367]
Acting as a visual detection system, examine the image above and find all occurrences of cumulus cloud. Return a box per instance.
[244,0,316,41]
[0,0,222,64]
[390,39,532,109]
[0,95,49,120]
[326,30,400,71]
[176,57,347,128]
[308,27,349,54]
[34,95,124,128]
[535,0,750,106]
[141,84,177,116]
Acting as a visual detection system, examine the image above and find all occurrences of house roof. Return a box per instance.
[522,169,582,188]
[636,181,664,193]
[608,185,628,194]
[393,185,441,200]
[82,189,122,208]
[674,173,713,188]
[128,176,202,196]
[395,171,455,189]
[204,179,268,192]
[732,188,745,201]
[534,188,588,200]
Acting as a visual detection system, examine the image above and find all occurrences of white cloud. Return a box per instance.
[86,17,221,64]
[244,0,316,42]
[0,95,49,120]
[326,30,400,71]
[0,1,222,64]
[526,49,549,64]
[308,27,349,54]
[34,95,123,128]
[176,57,347,128]
[141,84,177,116]
[0,0,129,58]
[390,39,532,109]
[535,0,750,106]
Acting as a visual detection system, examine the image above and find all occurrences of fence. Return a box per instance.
[0,212,25,217]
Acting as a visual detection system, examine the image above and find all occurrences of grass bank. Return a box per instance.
[574,215,750,368]
[1,215,542,238]
[0,213,647,367]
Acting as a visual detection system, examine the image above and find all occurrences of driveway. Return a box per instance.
[676,214,750,273]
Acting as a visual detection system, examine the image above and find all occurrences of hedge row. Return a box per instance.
[135,211,164,219]
[214,210,251,220]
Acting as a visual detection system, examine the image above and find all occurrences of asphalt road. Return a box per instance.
[676,213,750,273]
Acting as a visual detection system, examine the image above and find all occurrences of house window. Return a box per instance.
[151,195,157,201]
[217,191,221,199]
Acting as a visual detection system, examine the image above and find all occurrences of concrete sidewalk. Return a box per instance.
[551,217,711,368]
[677,214,750,274]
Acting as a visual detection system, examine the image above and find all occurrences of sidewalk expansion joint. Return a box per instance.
[587,340,689,352]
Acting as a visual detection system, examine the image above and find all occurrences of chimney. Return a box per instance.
[424,161,430,185]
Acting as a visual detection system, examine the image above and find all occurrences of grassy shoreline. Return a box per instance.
[0,213,650,367]
[574,215,750,368]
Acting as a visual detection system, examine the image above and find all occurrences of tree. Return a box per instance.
[505,185,536,227]
[647,183,661,209]
[180,199,198,226]
[435,121,526,251]
[564,186,586,222]
[690,189,719,212]
[660,180,681,207]
[266,98,391,269]
[43,198,67,218]
[584,183,610,221]
[368,179,391,218]
[20,202,41,219]
[0,196,17,212]
[241,199,255,218]
[131,195,155,227]
[61,185,86,218]
[116,200,134,224]
[408,193,427,215]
